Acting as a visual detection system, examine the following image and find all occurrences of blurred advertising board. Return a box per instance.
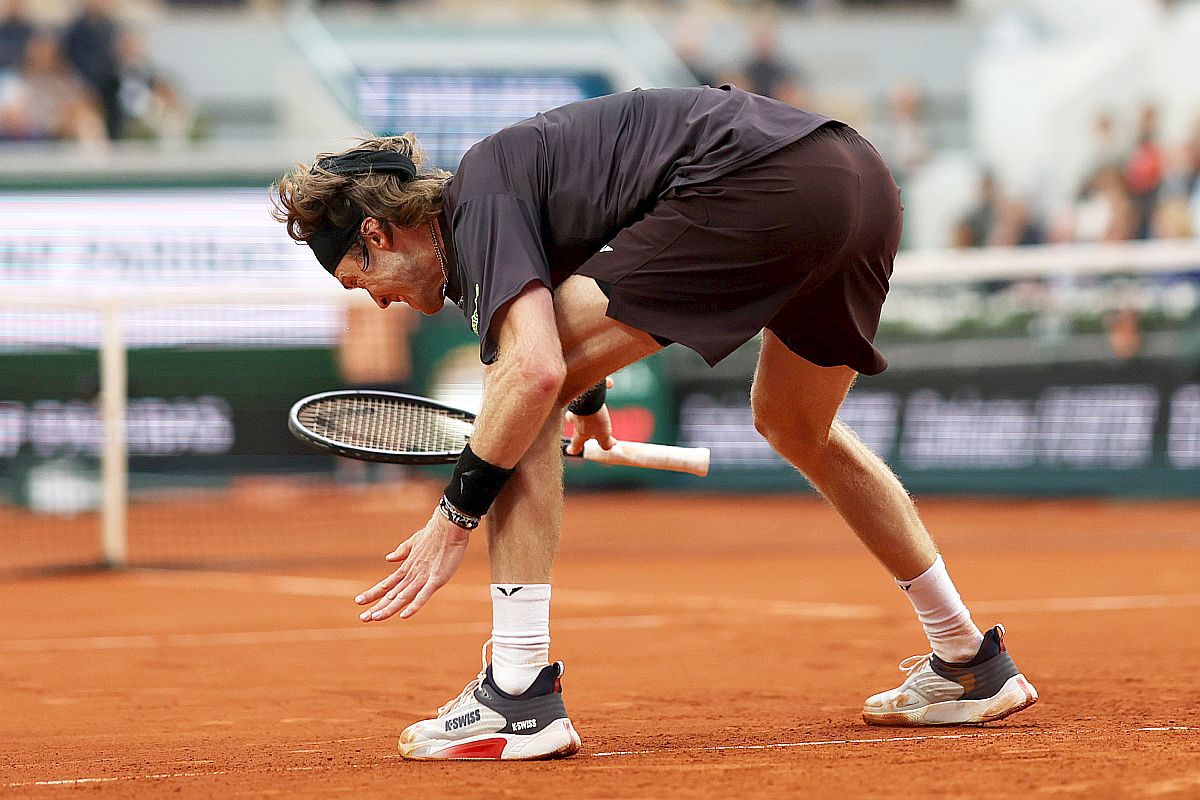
[3,189,1199,498]
[670,343,1200,497]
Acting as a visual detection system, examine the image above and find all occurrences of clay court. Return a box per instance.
[2,486,1198,798]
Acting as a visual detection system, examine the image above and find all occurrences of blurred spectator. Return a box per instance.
[1105,306,1142,360]
[0,0,33,73]
[672,20,717,88]
[62,0,122,140]
[166,1,249,6]
[1076,111,1123,201]
[953,170,1042,248]
[314,0,396,6]
[336,304,416,485]
[0,29,106,145]
[990,197,1043,247]
[1183,116,1200,199]
[1183,116,1200,237]
[1152,194,1193,238]
[872,80,931,188]
[1151,116,1198,239]
[742,22,808,103]
[1123,102,1165,240]
[1072,166,1137,243]
[712,65,752,94]
[116,30,198,145]
[952,170,999,247]
[768,73,810,110]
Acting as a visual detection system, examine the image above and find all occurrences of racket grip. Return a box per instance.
[581,439,710,477]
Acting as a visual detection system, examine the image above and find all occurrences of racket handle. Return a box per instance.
[581,439,710,477]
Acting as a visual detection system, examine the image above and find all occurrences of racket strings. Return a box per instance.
[298,396,474,455]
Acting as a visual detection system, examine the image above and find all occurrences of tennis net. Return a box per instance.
[3,188,1199,575]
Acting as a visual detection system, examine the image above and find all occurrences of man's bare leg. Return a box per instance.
[480,275,661,698]
[486,274,662,581]
[749,332,936,580]
[553,276,664,401]
[749,331,982,660]
[750,331,1037,725]
[391,279,657,760]
[486,410,565,584]
[481,409,565,696]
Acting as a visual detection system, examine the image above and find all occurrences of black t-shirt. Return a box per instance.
[438,85,833,363]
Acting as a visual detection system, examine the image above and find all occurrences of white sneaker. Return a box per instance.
[863,625,1039,727]
[398,640,582,760]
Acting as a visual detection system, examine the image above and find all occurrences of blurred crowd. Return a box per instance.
[670,14,1199,247]
[4,0,1197,247]
[156,0,955,9]
[0,0,197,148]
[952,103,1200,247]
[674,18,812,117]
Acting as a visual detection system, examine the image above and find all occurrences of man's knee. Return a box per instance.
[750,392,835,467]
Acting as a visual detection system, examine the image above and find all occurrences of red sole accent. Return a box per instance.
[440,737,508,760]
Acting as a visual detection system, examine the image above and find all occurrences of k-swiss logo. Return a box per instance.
[511,719,538,732]
[445,708,481,732]
[496,586,523,597]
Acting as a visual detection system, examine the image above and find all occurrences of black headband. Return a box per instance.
[305,149,418,275]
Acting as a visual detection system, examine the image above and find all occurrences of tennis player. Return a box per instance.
[273,85,1038,760]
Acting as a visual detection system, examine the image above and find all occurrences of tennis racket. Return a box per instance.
[288,390,710,477]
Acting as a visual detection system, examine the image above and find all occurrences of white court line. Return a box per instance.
[11,770,231,787]
[0,615,666,653]
[7,729,1192,788]
[590,730,1041,757]
[975,595,1200,614]
[129,570,365,598]
[4,762,360,786]
[1136,727,1195,732]
[126,570,1200,620]
[128,570,880,620]
[552,588,879,620]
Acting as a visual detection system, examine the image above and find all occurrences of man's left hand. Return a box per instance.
[354,511,471,622]
[565,376,617,455]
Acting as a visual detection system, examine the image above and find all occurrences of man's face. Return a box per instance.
[332,219,446,315]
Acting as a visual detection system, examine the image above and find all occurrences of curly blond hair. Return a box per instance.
[272,134,452,246]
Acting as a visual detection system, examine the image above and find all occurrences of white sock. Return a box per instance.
[897,555,983,663]
[490,583,551,696]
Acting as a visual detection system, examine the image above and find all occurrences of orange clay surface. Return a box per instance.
[2,486,1199,798]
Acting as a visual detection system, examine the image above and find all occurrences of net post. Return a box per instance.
[99,301,129,568]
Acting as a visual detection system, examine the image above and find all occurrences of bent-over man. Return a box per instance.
[273,85,1038,761]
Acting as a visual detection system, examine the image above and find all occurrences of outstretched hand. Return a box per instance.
[354,511,471,622]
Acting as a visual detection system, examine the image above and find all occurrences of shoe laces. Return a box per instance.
[897,653,932,675]
[437,638,491,718]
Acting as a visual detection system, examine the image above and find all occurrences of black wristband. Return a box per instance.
[443,443,516,518]
[567,381,606,416]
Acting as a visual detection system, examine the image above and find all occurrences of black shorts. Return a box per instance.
[576,124,902,375]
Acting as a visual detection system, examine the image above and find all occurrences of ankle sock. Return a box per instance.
[897,555,983,663]
[490,583,551,695]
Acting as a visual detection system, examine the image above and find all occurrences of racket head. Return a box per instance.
[288,390,477,464]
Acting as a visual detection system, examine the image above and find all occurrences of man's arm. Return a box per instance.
[470,281,566,468]
[352,280,564,622]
